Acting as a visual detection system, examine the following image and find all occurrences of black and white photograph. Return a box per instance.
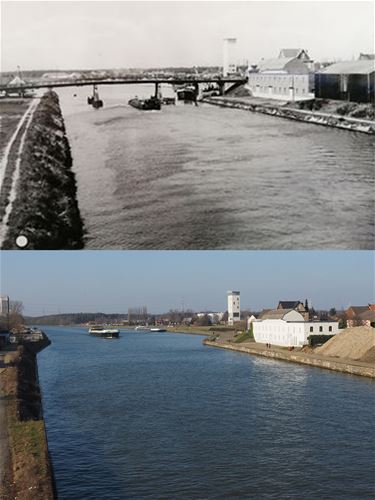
[0,1,374,249]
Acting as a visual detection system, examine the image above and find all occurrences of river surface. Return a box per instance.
[38,327,375,499]
[57,86,375,250]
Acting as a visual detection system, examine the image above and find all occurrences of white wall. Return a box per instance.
[246,73,313,101]
[223,38,237,76]
[228,292,240,325]
[253,319,339,347]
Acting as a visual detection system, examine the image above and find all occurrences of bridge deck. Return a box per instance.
[0,77,247,92]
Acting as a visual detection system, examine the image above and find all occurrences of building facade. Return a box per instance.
[223,38,237,76]
[0,295,9,316]
[247,48,314,101]
[315,57,375,103]
[227,291,240,325]
[253,310,339,347]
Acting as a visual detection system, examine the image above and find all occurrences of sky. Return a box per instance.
[1,251,374,315]
[1,1,374,72]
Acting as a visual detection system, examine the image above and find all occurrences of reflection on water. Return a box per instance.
[58,86,375,249]
[39,328,375,500]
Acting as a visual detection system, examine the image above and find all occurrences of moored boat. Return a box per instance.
[150,328,167,332]
[89,326,120,338]
[128,96,161,110]
[175,86,196,102]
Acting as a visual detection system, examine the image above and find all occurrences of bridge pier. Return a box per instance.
[155,82,160,98]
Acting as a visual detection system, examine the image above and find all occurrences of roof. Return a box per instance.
[348,306,370,315]
[278,301,303,310]
[258,57,295,72]
[318,60,375,75]
[359,53,375,60]
[358,310,375,321]
[279,49,307,58]
[260,309,296,320]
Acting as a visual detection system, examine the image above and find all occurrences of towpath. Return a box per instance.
[0,98,39,247]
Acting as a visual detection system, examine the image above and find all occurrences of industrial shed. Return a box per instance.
[315,59,374,103]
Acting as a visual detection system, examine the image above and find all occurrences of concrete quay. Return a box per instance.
[201,96,375,135]
[203,339,375,378]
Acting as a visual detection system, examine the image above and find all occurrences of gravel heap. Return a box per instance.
[315,327,375,362]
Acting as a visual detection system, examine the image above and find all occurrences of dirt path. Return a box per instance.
[0,99,37,190]
[0,98,39,246]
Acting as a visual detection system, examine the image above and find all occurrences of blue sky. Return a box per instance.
[1,251,374,315]
[2,1,373,71]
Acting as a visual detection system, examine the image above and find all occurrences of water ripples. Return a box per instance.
[57,87,375,249]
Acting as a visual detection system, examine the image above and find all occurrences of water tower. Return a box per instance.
[223,38,237,76]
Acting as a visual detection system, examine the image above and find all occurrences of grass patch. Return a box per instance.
[235,330,254,343]
[9,419,47,474]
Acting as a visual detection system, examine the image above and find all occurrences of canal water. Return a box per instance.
[38,327,375,499]
[57,86,375,250]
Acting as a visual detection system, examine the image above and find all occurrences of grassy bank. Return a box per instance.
[166,325,237,336]
[2,91,84,249]
[0,346,55,500]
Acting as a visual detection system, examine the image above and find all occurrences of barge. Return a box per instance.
[89,326,120,338]
[128,96,161,110]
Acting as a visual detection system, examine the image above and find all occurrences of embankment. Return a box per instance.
[1,91,84,249]
[0,337,56,500]
[202,96,375,135]
[203,339,375,378]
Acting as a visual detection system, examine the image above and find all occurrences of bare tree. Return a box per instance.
[8,300,25,330]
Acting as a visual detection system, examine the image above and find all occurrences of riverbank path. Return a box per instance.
[0,98,39,247]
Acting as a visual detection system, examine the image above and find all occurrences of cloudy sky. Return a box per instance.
[1,1,374,72]
[1,251,374,315]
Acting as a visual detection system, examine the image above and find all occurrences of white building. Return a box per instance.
[223,38,237,76]
[227,291,240,325]
[253,310,339,347]
[0,295,9,316]
[247,48,314,101]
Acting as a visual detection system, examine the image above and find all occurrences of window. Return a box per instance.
[310,326,313,332]
[319,326,323,332]
[340,75,348,92]
[329,326,332,332]
[233,313,240,318]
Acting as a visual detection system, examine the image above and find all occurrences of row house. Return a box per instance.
[346,304,375,328]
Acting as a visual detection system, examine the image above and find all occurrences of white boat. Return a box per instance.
[150,328,167,332]
[88,326,120,338]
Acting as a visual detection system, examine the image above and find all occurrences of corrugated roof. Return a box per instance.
[318,60,375,75]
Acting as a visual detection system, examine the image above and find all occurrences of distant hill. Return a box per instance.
[25,313,127,326]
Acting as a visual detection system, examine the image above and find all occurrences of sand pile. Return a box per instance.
[315,327,375,362]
